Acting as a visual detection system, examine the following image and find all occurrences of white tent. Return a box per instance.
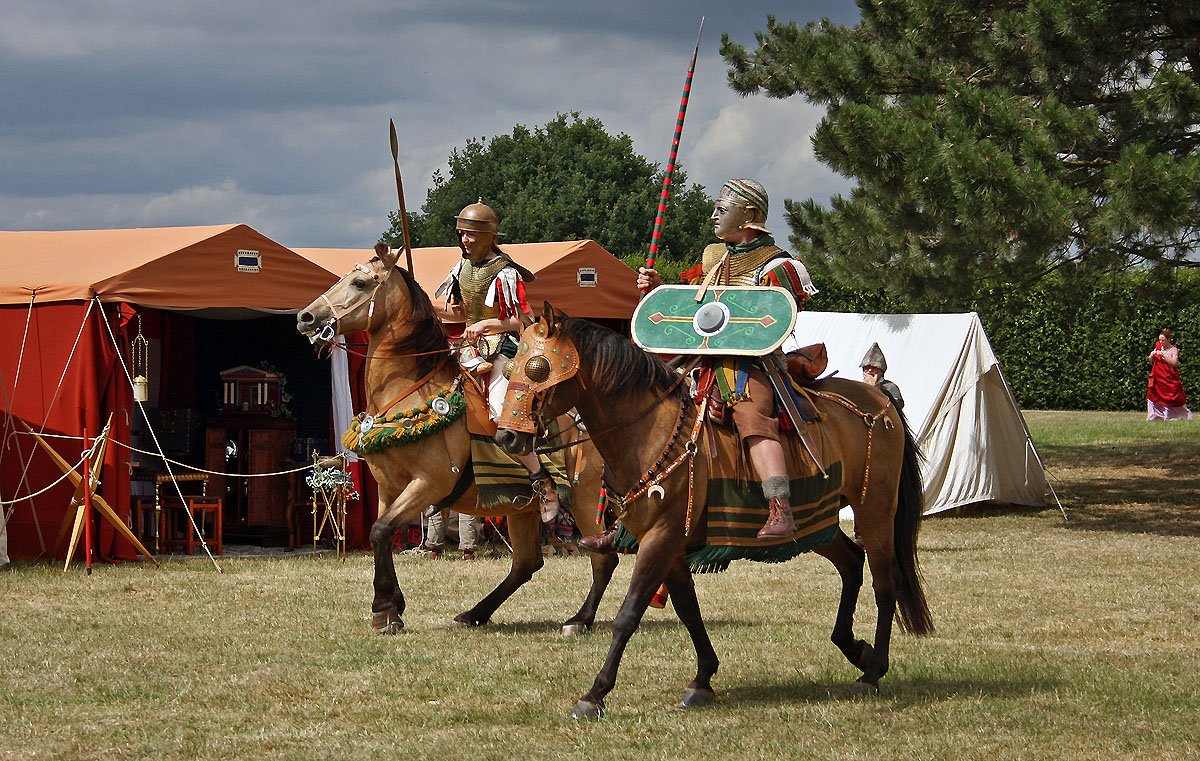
[792,311,1047,514]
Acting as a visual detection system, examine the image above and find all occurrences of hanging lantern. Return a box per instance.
[131,315,150,403]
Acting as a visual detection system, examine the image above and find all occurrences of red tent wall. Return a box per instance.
[0,301,135,562]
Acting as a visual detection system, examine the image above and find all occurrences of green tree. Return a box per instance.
[382,113,714,263]
[721,2,1200,309]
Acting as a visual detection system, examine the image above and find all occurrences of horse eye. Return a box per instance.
[351,278,368,289]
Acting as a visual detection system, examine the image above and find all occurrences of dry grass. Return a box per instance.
[2,410,1199,761]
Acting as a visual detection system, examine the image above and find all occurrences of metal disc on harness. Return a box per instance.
[632,285,797,356]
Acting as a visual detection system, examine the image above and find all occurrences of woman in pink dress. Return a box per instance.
[1147,328,1193,420]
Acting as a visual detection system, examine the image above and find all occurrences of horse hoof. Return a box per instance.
[372,612,404,635]
[561,622,590,637]
[452,612,488,627]
[678,687,715,708]
[850,679,879,697]
[570,700,605,720]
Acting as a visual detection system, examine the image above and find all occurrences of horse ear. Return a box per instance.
[541,301,556,337]
[374,241,400,270]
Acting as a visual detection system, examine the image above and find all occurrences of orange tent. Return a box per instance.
[0,225,335,308]
[294,239,639,321]
[0,225,338,562]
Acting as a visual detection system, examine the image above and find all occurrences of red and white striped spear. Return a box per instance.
[643,17,705,292]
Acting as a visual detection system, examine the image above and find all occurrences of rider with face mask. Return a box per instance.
[581,179,818,553]
[433,200,562,523]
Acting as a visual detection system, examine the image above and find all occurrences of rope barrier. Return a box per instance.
[108,438,314,479]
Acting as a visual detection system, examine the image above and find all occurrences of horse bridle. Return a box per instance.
[309,260,392,344]
[497,320,699,453]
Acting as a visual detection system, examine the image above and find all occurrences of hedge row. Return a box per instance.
[818,269,1200,411]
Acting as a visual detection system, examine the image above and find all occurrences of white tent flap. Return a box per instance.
[793,311,1046,514]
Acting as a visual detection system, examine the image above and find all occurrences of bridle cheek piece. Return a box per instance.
[315,261,390,340]
[495,324,580,434]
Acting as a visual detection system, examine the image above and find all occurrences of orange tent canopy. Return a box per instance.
[294,240,639,321]
[0,225,336,309]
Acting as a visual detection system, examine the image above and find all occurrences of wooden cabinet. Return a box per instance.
[204,416,297,544]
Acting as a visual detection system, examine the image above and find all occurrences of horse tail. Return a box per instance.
[892,408,934,635]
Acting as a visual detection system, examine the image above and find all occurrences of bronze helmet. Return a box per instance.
[455,199,503,236]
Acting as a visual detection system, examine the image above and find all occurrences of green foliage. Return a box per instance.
[722,2,1200,308]
[383,113,714,261]
[979,268,1200,410]
[816,267,1200,411]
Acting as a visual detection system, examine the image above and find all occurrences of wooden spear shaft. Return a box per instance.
[389,119,415,273]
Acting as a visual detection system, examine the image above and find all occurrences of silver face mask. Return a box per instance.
[710,197,758,241]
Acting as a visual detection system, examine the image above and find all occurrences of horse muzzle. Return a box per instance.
[494,428,534,455]
[296,312,336,344]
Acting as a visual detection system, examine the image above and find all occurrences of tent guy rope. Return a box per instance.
[94,298,223,572]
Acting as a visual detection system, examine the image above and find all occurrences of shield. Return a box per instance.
[631,285,797,356]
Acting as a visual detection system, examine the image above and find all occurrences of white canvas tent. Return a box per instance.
[792,311,1047,514]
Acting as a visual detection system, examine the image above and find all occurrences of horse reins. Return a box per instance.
[533,356,701,455]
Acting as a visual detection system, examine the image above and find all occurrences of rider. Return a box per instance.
[433,199,562,523]
[860,342,904,411]
[580,178,817,552]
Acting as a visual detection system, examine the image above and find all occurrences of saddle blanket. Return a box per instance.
[469,434,574,511]
[615,418,842,573]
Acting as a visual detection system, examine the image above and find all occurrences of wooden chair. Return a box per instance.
[159,496,223,556]
[129,497,157,554]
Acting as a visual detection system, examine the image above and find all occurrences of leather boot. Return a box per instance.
[578,521,620,554]
[529,468,561,523]
[756,496,796,540]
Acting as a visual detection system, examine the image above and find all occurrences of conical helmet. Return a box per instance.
[859,342,887,373]
[455,199,502,235]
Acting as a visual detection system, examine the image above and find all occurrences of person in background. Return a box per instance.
[421,509,479,560]
[860,342,904,411]
[1146,328,1193,421]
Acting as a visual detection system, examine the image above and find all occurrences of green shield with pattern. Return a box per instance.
[631,285,797,356]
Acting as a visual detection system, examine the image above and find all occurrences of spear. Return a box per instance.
[643,17,705,292]
[389,119,415,273]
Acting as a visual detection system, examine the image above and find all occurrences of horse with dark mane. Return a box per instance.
[297,245,620,636]
[497,305,933,718]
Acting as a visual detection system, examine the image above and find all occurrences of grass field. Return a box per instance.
[2,411,1198,761]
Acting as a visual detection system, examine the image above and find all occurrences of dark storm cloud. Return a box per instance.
[0,1,860,246]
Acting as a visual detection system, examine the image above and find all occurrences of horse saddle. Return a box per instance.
[702,343,827,428]
[786,343,828,385]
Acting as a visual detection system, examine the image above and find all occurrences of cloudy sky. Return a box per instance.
[1,1,861,249]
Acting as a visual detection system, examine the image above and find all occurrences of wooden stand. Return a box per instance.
[19,416,158,570]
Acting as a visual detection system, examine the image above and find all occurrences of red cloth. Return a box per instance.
[1147,341,1187,407]
[0,301,134,562]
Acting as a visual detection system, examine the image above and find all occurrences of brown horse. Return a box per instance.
[496,305,933,718]
[296,244,619,636]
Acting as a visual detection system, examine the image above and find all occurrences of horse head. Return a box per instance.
[296,242,403,342]
[494,302,581,455]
